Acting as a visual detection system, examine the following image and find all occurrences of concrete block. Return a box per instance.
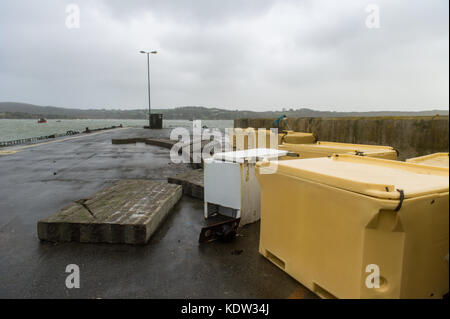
[111,138,149,144]
[38,180,182,244]
[144,138,177,149]
[168,169,204,200]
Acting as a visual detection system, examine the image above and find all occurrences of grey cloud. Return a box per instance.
[0,0,448,111]
[101,0,277,24]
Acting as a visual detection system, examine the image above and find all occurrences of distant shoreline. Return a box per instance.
[1,115,449,121]
[0,102,448,120]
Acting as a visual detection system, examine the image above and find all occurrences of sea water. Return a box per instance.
[0,119,234,142]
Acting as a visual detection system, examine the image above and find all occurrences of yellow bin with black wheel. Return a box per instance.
[278,141,398,160]
[406,152,449,169]
[256,154,449,299]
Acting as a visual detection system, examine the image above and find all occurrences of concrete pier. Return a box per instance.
[0,127,311,298]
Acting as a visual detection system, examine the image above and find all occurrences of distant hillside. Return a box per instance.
[0,102,147,119]
[0,102,448,120]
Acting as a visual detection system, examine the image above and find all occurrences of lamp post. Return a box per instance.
[140,50,157,128]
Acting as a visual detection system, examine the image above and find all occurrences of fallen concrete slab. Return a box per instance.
[37,179,182,245]
[111,137,149,144]
[145,138,212,169]
[168,169,204,200]
[145,138,177,149]
[112,137,219,169]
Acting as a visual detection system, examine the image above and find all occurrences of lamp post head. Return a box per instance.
[140,50,157,54]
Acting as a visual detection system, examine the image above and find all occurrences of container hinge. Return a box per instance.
[394,189,405,212]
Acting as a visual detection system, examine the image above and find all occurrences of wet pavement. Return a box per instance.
[0,128,314,298]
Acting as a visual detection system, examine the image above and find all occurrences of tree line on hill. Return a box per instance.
[0,102,447,120]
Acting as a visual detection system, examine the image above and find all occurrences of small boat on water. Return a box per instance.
[38,118,47,124]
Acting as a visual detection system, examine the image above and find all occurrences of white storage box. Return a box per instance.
[204,148,287,226]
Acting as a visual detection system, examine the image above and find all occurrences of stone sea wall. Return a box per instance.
[234,116,449,160]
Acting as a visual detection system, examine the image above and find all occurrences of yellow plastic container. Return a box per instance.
[406,153,449,168]
[256,154,449,299]
[230,128,249,150]
[231,128,315,150]
[281,131,316,145]
[278,141,398,160]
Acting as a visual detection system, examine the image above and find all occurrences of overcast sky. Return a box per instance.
[0,0,448,111]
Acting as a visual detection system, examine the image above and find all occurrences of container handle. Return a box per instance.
[394,189,405,212]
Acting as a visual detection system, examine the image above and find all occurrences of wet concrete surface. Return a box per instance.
[0,128,311,298]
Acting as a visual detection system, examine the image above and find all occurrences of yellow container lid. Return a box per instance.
[282,132,316,143]
[287,132,314,136]
[280,141,394,152]
[316,141,395,150]
[406,152,449,168]
[258,154,449,200]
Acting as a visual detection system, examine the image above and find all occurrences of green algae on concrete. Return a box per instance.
[37,179,182,244]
